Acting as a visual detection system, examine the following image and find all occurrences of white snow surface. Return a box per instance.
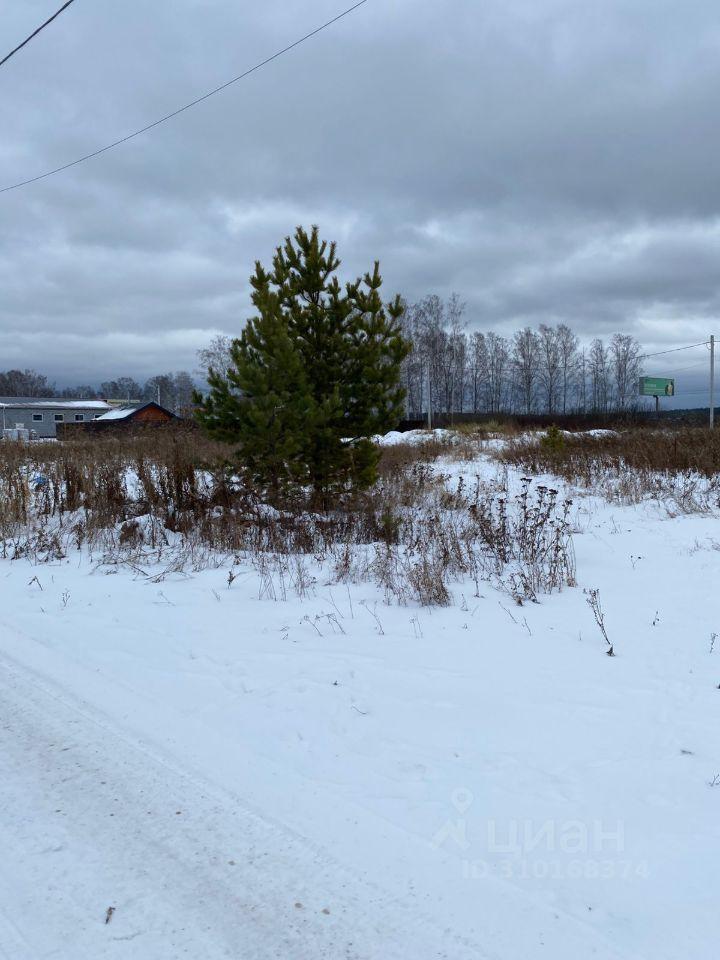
[0,399,111,411]
[374,428,458,445]
[0,438,718,958]
[95,407,137,421]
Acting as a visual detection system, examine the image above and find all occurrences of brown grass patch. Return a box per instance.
[0,429,576,605]
[497,427,720,511]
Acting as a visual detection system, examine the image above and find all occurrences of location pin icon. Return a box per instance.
[451,788,474,814]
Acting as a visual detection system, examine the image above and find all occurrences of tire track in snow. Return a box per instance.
[0,648,488,960]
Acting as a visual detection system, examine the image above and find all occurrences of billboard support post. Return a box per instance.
[639,377,674,419]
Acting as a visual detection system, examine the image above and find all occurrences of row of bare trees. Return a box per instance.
[0,369,197,416]
[399,295,644,418]
[0,369,54,398]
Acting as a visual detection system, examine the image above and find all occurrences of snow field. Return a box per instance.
[0,436,718,958]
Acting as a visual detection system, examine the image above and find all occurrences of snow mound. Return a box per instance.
[374,429,456,446]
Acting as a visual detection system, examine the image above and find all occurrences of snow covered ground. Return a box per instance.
[1,438,718,958]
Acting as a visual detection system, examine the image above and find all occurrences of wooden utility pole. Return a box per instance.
[710,334,715,429]
[427,365,433,430]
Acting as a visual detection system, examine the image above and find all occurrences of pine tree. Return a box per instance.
[195,270,314,498]
[195,226,409,504]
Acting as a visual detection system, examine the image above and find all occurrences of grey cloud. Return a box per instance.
[2,0,720,387]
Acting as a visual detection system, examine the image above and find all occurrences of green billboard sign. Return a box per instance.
[639,376,675,397]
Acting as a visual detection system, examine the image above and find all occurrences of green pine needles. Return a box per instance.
[195,226,410,506]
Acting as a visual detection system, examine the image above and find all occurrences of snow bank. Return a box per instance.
[374,428,457,446]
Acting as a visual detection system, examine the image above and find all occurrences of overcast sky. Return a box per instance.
[1,0,718,400]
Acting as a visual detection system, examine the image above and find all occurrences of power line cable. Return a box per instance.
[671,360,710,373]
[0,0,369,195]
[639,340,709,360]
[0,0,77,70]
[667,391,712,398]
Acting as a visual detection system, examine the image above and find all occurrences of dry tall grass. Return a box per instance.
[0,429,575,606]
[498,427,720,512]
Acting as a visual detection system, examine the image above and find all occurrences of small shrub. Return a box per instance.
[539,425,566,454]
[119,520,143,547]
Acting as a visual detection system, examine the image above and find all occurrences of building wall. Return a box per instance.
[131,406,173,423]
[0,405,109,439]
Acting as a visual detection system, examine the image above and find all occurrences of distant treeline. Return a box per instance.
[1,297,653,423]
[399,295,645,418]
[397,410,702,432]
[0,369,197,415]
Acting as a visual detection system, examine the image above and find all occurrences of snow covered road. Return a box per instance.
[0,648,483,959]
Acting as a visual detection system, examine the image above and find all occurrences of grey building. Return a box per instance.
[0,398,113,439]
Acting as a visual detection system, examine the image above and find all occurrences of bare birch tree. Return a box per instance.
[512,327,540,414]
[537,324,562,414]
[468,331,488,412]
[610,333,642,410]
[556,324,580,413]
[588,338,610,413]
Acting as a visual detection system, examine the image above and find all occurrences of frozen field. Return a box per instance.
[0,436,718,958]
